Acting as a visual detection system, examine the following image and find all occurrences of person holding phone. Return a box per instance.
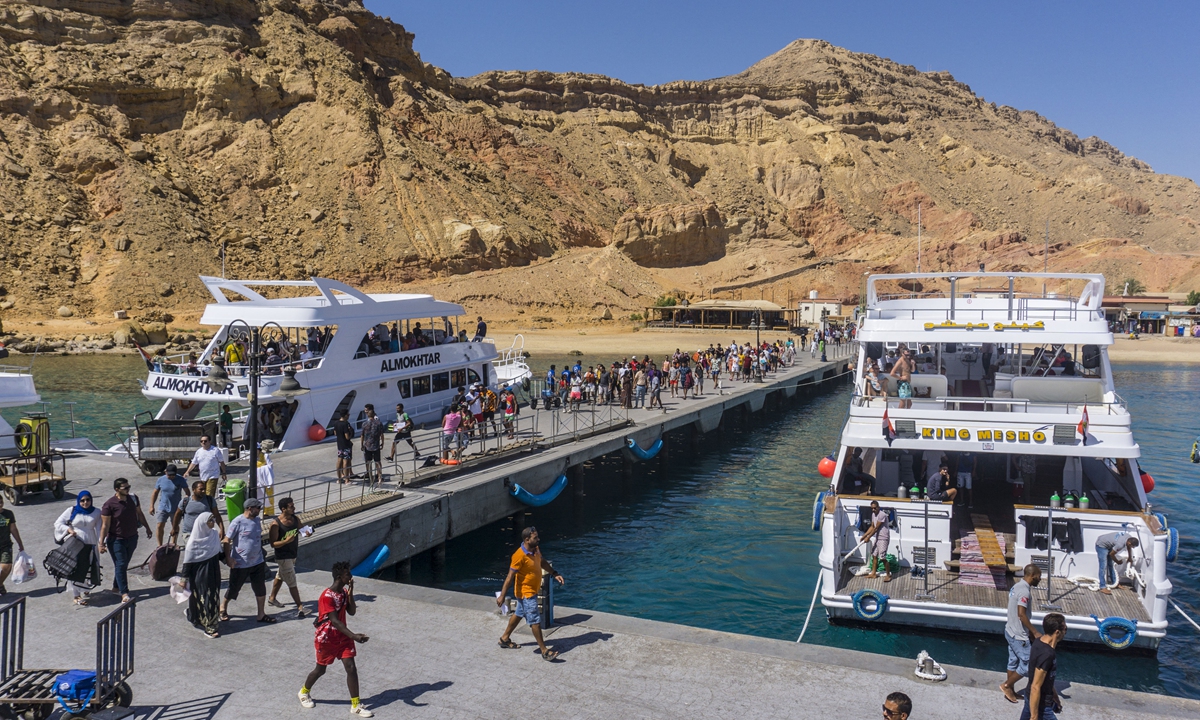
[267,497,307,618]
[299,562,372,716]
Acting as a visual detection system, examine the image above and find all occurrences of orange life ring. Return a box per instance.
[441,458,460,466]
[179,400,196,410]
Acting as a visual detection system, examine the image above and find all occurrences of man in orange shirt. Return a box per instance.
[496,526,565,661]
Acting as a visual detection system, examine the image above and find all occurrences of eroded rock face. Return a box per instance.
[0,3,1195,324]
[611,203,726,267]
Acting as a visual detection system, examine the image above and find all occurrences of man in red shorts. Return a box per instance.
[299,562,372,716]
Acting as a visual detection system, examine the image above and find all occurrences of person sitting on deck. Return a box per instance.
[926,462,958,503]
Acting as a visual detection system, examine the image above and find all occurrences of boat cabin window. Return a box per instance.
[432,371,451,394]
[397,379,411,398]
[468,368,481,386]
[412,376,431,396]
[354,316,472,360]
[451,369,466,388]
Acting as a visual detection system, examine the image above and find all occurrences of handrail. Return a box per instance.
[852,392,1126,414]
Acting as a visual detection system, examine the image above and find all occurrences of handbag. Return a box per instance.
[53,669,97,713]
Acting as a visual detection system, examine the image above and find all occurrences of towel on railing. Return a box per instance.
[1022,516,1083,553]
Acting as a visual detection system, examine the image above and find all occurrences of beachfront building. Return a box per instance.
[642,299,787,330]
[795,297,845,327]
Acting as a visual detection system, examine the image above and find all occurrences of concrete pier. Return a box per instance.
[291,353,854,573]
[8,566,1197,719]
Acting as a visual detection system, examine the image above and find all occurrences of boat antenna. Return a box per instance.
[221,240,227,279]
[917,202,922,273]
[1043,219,1049,297]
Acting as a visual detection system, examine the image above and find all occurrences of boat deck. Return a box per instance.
[836,567,1150,622]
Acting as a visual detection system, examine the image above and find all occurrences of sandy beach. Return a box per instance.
[1108,334,1200,364]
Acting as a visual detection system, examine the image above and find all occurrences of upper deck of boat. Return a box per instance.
[860,272,1111,346]
[197,276,467,328]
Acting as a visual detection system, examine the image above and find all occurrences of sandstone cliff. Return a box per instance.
[0,0,1197,334]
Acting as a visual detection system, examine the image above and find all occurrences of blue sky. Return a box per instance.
[365,1,1198,182]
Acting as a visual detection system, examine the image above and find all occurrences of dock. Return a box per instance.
[9,568,1197,719]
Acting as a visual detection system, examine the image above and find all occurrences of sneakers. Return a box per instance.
[268,598,286,609]
[350,704,374,717]
[299,691,315,709]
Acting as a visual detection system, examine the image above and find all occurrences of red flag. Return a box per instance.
[132,340,154,372]
[1077,405,1089,444]
[882,408,896,446]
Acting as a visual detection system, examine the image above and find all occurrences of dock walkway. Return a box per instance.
[9,568,1196,719]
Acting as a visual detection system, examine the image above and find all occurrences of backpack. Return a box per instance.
[53,669,97,713]
[43,536,89,591]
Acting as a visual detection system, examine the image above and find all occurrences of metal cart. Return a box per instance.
[0,597,135,719]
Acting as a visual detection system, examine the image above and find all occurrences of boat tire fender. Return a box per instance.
[1153,512,1168,530]
[1166,527,1179,563]
[852,588,889,621]
[812,491,826,532]
[1091,614,1138,650]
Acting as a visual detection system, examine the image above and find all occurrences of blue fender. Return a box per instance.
[510,474,568,507]
[852,589,889,621]
[626,437,663,461]
[1091,614,1138,650]
[1166,527,1179,563]
[351,543,390,578]
[812,491,827,532]
[1153,512,1168,530]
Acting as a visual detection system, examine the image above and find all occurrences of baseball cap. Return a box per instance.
[165,464,178,474]
[244,497,264,508]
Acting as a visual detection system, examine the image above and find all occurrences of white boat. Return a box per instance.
[139,276,531,451]
[0,362,41,457]
[816,272,1177,651]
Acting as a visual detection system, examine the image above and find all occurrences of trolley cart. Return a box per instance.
[0,597,135,720]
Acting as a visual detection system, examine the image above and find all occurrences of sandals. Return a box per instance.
[74,597,90,607]
[219,612,232,622]
[540,649,559,662]
[257,614,277,623]
[498,638,520,649]
[204,629,221,639]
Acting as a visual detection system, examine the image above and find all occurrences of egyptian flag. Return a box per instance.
[882,408,896,446]
[132,340,154,372]
[1077,405,1090,445]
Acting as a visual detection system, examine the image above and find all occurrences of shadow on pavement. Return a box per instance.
[128,692,231,720]
[551,630,613,655]
[365,680,454,708]
[549,613,592,626]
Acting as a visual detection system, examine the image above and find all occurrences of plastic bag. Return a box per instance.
[12,550,37,584]
[168,575,191,604]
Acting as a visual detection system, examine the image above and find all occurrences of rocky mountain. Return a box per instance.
[0,0,1197,334]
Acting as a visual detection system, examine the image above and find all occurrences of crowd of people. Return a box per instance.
[539,340,800,412]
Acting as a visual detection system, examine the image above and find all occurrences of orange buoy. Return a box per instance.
[1141,472,1155,493]
[818,454,837,478]
[441,458,460,466]
[308,423,327,442]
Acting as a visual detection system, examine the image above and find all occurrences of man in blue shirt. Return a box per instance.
[150,464,189,546]
[220,497,274,623]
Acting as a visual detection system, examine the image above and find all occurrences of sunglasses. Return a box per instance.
[882,706,901,718]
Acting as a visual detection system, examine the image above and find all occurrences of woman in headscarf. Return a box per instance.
[52,490,102,606]
[179,512,224,638]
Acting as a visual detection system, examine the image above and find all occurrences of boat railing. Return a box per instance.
[870,301,1105,324]
[148,355,326,378]
[0,364,33,375]
[852,392,1127,415]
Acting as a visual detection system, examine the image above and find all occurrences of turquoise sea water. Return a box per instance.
[3,355,1197,697]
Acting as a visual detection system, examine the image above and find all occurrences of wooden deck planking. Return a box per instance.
[837,567,1149,621]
